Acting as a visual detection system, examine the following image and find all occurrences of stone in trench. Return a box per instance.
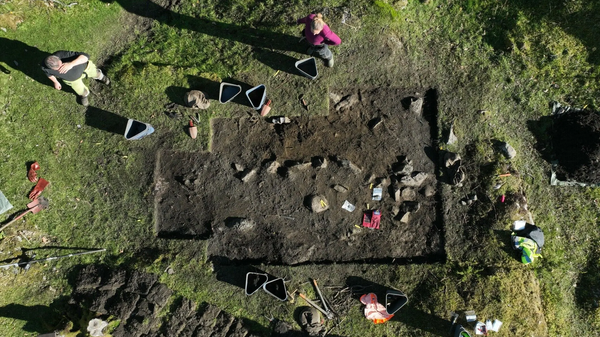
[241,169,257,183]
[393,159,413,175]
[399,212,410,223]
[266,161,280,174]
[399,172,429,187]
[443,152,461,168]
[335,94,359,111]
[234,163,245,172]
[231,218,256,231]
[309,195,329,213]
[391,205,400,217]
[401,188,416,201]
[409,97,423,117]
[294,162,312,170]
[333,184,349,193]
[420,185,435,197]
[394,188,402,203]
[446,123,458,145]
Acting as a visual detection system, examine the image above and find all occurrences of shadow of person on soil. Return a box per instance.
[346,276,450,337]
[0,296,71,334]
[0,37,53,86]
[99,0,305,55]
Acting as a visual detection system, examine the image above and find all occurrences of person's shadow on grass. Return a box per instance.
[99,0,306,56]
[0,37,53,86]
[0,296,71,334]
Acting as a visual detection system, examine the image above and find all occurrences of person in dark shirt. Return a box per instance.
[41,51,110,106]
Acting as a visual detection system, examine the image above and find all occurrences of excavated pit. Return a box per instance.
[154,88,444,264]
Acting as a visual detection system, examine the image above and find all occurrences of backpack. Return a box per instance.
[511,224,544,264]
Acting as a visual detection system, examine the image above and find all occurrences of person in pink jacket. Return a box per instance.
[297,13,341,67]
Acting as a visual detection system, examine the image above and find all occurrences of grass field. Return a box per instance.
[1,0,599,336]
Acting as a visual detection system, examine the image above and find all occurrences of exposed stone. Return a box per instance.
[376,177,390,188]
[400,212,410,223]
[394,188,402,203]
[349,162,362,174]
[409,97,423,116]
[498,142,517,159]
[421,185,435,197]
[335,94,359,111]
[446,123,458,145]
[443,152,461,168]
[231,218,256,231]
[294,162,312,170]
[266,161,280,174]
[401,188,416,201]
[393,159,413,175]
[309,195,329,213]
[241,169,257,183]
[399,172,429,187]
[391,205,400,217]
[333,184,348,193]
[233,163,245,172]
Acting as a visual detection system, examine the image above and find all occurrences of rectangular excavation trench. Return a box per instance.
[154,88,444,265]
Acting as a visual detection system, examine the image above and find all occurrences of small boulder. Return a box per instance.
[309,195,329,213]
[446,123,458,145]
[399,172,429,187]
[266,161,280,174]
[498,142,517,159]
[401,188,416,201]
[241,169,257,183]
[421,185,435,197]
[409,97,423,116]
[333,184,349,193]
[335,94,359,111]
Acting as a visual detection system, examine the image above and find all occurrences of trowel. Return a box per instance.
[188,120,197,139]
[0,197,49,232]
[260,99,272,116]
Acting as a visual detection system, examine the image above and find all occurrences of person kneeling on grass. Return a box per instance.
[297,13,341,68]
[41,51,110,107]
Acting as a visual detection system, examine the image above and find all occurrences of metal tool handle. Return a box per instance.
[299,293,334,320]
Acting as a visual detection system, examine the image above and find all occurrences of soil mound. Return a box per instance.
[553,110,600,183]
[70,265,258,337]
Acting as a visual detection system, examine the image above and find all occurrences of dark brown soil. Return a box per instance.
[553,110,600,183]
[154,88,444,264]
[70,265,260,337]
